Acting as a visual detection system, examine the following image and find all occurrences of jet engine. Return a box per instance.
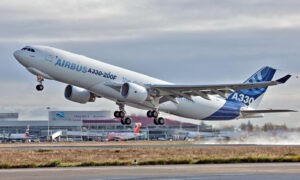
[120,82,148,103]
[64,85,96,104]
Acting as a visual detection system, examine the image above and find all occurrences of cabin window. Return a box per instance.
[21,47,35,52]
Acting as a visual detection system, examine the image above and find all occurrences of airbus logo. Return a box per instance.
[55,58,117,80]
[55,59,88,73]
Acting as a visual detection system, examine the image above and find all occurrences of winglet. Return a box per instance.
[276,74,291,83]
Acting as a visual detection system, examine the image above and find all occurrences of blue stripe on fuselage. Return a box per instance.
[203,100,244,120]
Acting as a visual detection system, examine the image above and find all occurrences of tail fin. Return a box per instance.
[227,66,276,108]
[133,123,141,133]
[25,125,30,137]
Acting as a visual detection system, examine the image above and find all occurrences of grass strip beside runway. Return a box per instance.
[1,145,300,168]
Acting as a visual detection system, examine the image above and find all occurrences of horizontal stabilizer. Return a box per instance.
[241,109,297,114]
[276,75,291,84]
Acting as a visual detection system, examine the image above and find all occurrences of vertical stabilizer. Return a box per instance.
[133,123,141,133]
[227,66,276,108]
[25,125,30,137]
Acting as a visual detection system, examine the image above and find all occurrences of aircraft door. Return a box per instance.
[45,54,56,62]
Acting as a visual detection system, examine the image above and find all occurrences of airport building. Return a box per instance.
[0,111,213,141]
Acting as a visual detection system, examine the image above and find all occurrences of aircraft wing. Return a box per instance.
[149,75,291,102]
[104,75,291,103]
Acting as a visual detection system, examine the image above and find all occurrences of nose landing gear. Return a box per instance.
[36,84,44,91]
[36,75,44,91]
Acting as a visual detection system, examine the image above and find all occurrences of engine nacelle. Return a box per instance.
[121,82,148,103]
[64,85,96,104]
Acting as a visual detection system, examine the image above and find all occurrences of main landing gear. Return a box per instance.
[147,110,165,125]
[114,102,132,125]
[36,75,44,91]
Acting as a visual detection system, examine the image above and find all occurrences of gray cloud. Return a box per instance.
[1,0,300,42]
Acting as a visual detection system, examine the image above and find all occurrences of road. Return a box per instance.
[1,163,300,180]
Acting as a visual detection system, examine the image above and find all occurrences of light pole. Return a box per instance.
[46,107,50,140]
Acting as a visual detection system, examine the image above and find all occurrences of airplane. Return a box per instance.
[13,45,296,125]
[107,123,142,141]
[7,125,30,142]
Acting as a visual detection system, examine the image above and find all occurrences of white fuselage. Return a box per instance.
[14,45,234,120]
[9,134,28,139]
[108,132,142,141]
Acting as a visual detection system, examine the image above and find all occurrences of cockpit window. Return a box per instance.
[21,47,35,52]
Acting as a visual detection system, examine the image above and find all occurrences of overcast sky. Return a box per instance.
[0,0,299,127]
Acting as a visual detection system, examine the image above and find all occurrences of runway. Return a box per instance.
[1,163,300,180]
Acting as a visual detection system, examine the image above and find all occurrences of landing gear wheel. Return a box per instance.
[114,110,125,118]
[147,110,158,118]
[158,117,165,125]
[151,111,159,118]
[120,117,131,125]
[124,117,132,125]
[114,111,120,118]
[154,118,159,125]
[119,111,125,118]
[121,118,126,125]
[154,117,165,125]
[147,110,152,118]
[36,84,44,91]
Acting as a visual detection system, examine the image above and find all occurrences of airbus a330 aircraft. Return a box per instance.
[14,45,295,125]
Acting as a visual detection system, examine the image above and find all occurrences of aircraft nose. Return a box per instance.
[13,50,21,60]
[13,50,28,66]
